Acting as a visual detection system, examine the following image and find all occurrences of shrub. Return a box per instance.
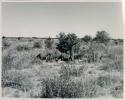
[59,64,70,80]
[29,84,43,98]
[2,39,12,49]
[44,38,54,49]
[40,76,99,98]
[110,84,123,98]
[69,66,84,77]
[41,78,83,98]
[97,75,112,88]
[97,72,123,89]
[52,49,61,58]
[33,41,42,48]
[16,44,31,51]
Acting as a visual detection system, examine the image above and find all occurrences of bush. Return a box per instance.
[44,38,54,49]
[29,84,43,98]
[2,39,12,49]
[97,75,112,88]
[52,49,61,58]
[110,84,123,98]
[40,76,99,98]
[41,78,83,98]
[33,41,42,48]
[16,44,31,51]
[97,72,123,89]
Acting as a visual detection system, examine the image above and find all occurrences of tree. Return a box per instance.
[81,35,92,43]
[56,32,79,60]
[93,31,110,44]
[56,33,68,53]
[44,37,54,49]
[73,40,81,53]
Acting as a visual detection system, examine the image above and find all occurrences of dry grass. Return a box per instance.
[2,38,123,98]
[2,69,33,91]
[40,78,83,98]
[59,63,87,80]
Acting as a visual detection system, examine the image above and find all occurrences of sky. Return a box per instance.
[2,2,124,38]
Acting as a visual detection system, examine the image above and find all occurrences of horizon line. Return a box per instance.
[2,36,123,40]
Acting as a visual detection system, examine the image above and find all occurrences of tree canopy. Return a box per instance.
[81,35,92,43]
[56,32,79,60]
[93,31,110,43]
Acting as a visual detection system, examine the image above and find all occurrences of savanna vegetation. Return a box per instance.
[2,31,123,98]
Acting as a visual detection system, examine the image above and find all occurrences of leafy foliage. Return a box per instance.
[81,35,92,43]
[33,41,42,48]
[44,37,54,49]
[56,32,79,60]
[93,31,110,44]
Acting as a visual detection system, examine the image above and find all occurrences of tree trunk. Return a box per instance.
[69,48,73,61]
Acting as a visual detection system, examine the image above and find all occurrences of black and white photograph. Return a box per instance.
[1,0,124,98]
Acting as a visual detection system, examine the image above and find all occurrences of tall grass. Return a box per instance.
[2,46,34,71]
[41,78,83,98]
[97,72,123,88]
[100,57,123,72]
[82,77,98,98]
[2,69,33,92]
[99,45,123,72]
[39,76,98,98]
[59,64,86,80]
[2,38,123,98]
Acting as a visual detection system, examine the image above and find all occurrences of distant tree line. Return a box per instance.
[2,31,123,62]
[55,30,111,61]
